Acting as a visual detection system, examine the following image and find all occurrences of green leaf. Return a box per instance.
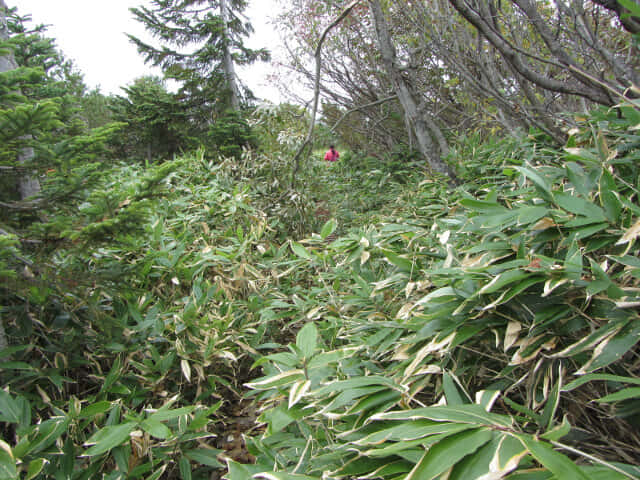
[307,349,349,369]
[367,459,414,478]
[540,416,572,442]
[566,162,591,197]
[415,286,459,306]
[359,437,441,460]
[478,269,530,295]
[372,404,513,428]
[258,403,305,435]
[256,352,299,368]
[494,434,529,473]
[443,372,467,406]
[320,218,337,239]
[383,250,414,272]
[596,387,640,403]
[226,460,269,479]
[554,193,606,223]
[83,422,137,456]
[553,319,625,360]
[569,222,609,241]
[447,436,501,480]
[100,355,123,394]
[146,465,168,480]
[579,321,640,374]
[149,406,196,422]
[332,455,411,476]
[0,390,29,425]
[460,198,508,214]
[319,385,387,415]
[473,211,519,228]
[563,373,640,392]
[25,458,47,480]
[407,428,494,480]
[600,171,622,222]
[517,434,590,480]
[475,390,501,412]
[449,434,527,480]
[29,417,70,455]
[619,0,640,16]
[345,389,401,416]
[0,345,28,359]
[245,370,306,390]
[503,397,541,423]
[540,377,561,430]
[291,241,312,260]
[516,206,549,225]
[184,448,223,468]
[608,254,640,268]
[352,420,474,445]
[505,470,553,479]
[314,375,402,396]
[563,241,583,280]
[296,323,318,359]
[0,448,17,480]
[288,379,311,408]
[79,401,113,419]
[113,445,129,473]
[579,464,637,480]
[179,457,192,480]
[515,166,553,200]
[60,438,75,477]
[254,473,321,480]
[141,419,172,439]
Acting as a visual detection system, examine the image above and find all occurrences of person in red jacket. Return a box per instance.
[324,145,340,162]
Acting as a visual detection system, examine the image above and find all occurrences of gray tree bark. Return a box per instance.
[219,0,241,111]
[368,0,456,182]
[0,0,40,199]
[447,0,615,106]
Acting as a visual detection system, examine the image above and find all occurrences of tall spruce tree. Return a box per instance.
[0,0,44,200]
[128,0,269,118]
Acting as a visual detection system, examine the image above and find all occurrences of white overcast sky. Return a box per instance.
[19,0,284,102]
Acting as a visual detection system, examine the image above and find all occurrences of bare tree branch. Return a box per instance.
[290,0,363,187]
[369,0,457,182]
[448,0,613,105]
[330,94,397,132]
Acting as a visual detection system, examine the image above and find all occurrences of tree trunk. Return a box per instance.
[448,0,613,105]
[368,0,456,182]
[219,0,241,111]
[0,0,14,73]
[1,0,40,199]
[17,145,40,198]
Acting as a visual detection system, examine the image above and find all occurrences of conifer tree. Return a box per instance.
[0,0,44,200]
[111,75,193,162]
[129,0,269,117]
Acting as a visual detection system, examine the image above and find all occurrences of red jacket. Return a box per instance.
[324,148,339,162]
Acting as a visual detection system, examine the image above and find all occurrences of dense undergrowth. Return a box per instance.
[1,104,640,479]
